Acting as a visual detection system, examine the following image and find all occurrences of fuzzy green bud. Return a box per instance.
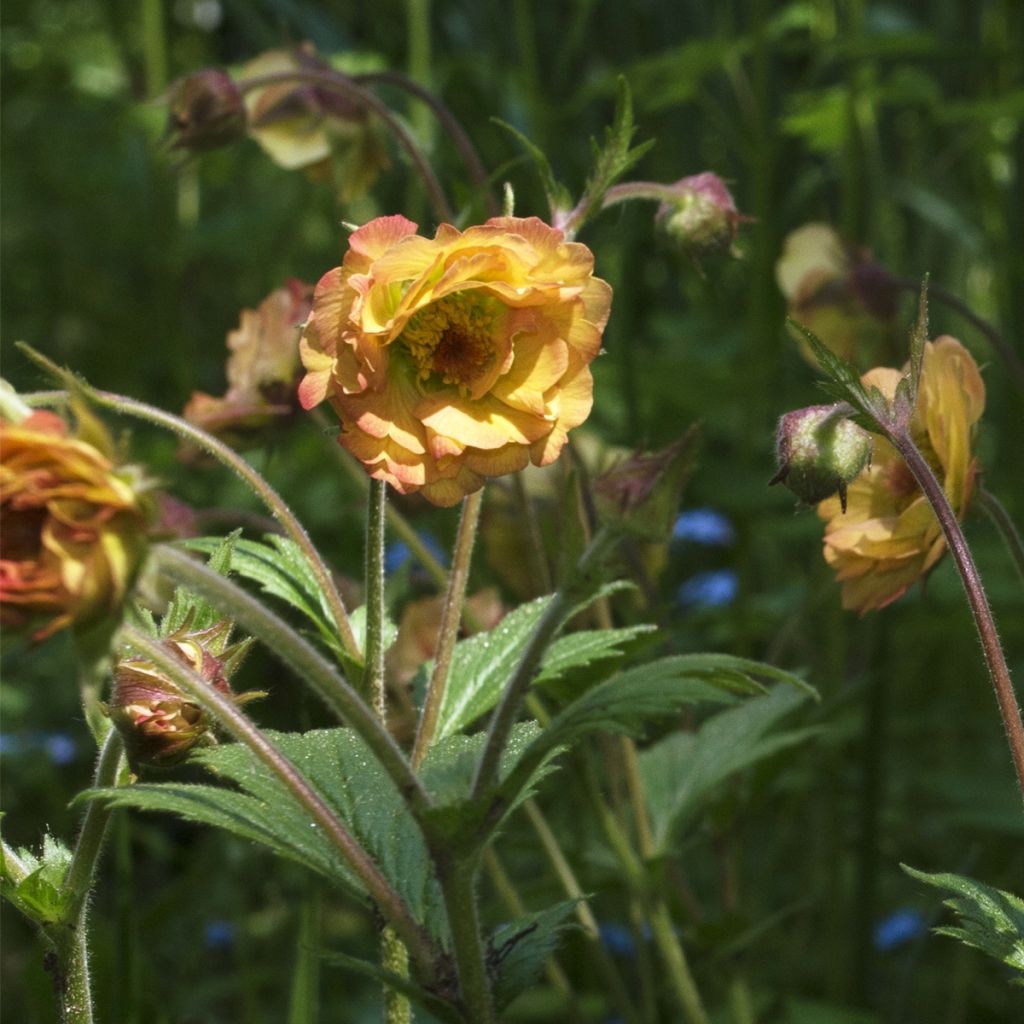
[771,405,872,510]
[656,173,743,257]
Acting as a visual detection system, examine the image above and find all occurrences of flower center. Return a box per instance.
[0,506,46,561]
[399,293,499,394]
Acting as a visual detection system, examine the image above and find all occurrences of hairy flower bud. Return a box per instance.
[167,69,247,153]
[655,173,743,257]
[771,405,872,510]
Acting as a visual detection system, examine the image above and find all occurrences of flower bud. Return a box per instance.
[771,405,872,511]
[166,69,247,153]
[594,431,698,541]
[655,173,743,257]
[108,622,257,769]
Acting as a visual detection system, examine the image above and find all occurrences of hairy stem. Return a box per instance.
[236,70,453,222]
[438,857,494,1024]
[412,489,484,768]
[890,432,1024,799]
[22,382,360,661]
[978,487,1024,584]
[152,545,431,816]
[117,623,438,976]
[363,479,389,720]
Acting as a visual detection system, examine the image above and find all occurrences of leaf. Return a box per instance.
[490,901,579,1011]
[491,119,573,218]
[182,535,345,657]
[534,624,657,687]
[495,654,798,812]
[582,78,655,210]
[0,834,72,925]
[162,533,239,635]
[90,728,446,939]
[902,865,1024,980]
[319,950,463,1023]
[907,277,929,403]
[640,687,815,851]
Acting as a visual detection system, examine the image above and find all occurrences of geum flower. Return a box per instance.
[818,336,985,613]
[299,215,612,506]
[183,280,312,453]
[1,408,152,640]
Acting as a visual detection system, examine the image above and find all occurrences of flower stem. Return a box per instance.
[236,70,453,222]
[117,622,439,978]
[364,479,389,720]
[889,432,1024,799]
[50,917,94,1024]
[648,901,710,1024]
[151,544,432,817]
[471,527,615,800]
[978,487,1024,585]
[438,856,494,1023]
[22,381,360,662]
[412,489,484,768]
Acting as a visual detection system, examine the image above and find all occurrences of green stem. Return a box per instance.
[21,381,360,662]
[287,882,322,1024]
[889,431,1024,799]
[412,489,484,768]
[116,623,439,978]
[50,918,94,1024]
[978,487,1024,584]
[471,527,616,799]
[363,479,389,719]
[513,474,552,594]
[648,900,710,1024]
[439,857,494,1023]
[151,545,431,817]
[236,70,453,222]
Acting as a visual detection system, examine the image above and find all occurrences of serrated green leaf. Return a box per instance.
[182,536,344,657]
[492,119,573,217]
[90,728,446,939]
[534,624,657,687]
[902,865,1024,977]
[908,277,929,402]
[640,687,814,851]
[491,900,579,1011]
[1,834,73,925]
[584,78,654,201]
[163,533,240,635]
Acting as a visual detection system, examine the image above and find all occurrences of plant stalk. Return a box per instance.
[438,857,494,1024]
[889,432,1024,799]
[363,479,389,720]
[117,623,439,977]
[412,489,484,768]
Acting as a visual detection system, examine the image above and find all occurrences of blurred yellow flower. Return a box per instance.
[776,223,898,365]
[299,215,612,506]
[0,409,152,640]
[818,336,985,612]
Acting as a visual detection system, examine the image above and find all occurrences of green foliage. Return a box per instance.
[0,834,72,926]
[491,120,573,220]
[903,865,1024,982]
[162,534,239,636]
[640,686,815,852]
[533,624,656,687]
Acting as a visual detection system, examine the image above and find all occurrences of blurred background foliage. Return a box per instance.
[2,1,1022,1021]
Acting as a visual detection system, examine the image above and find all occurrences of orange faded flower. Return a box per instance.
[776,223,898,365]
[1,408,152,640]
[818,336,985,612]
[299,215,612,506]
[183,280,312,452]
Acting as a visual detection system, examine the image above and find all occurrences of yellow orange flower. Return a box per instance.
[0,408,152,640]
[183,280,312,452]
[299,215,612,506]
[818,336,985,612]
[776,223,898,365]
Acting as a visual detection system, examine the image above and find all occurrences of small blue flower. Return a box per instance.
[672,508,735,546]
[0,733,24,756]
[384,533,448,575]
[873,908,926,952]
[204,919,236,950]
[44,734,77,766]
[599,922,637,958]
[677,569,739,609]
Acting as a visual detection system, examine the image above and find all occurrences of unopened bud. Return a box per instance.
[771,405,872,510]
[656,173,743,257]
[167,69,247,153]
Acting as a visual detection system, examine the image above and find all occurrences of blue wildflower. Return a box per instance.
[873,908,926,952]
[672,508,735,546]
[44,733,77,766]
[204,920,237,950]
[677,569,739,609]
[384,533,447,575]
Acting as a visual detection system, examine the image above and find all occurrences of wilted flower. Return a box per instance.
[772,404,873,510]
[1,406,153,641]
[299,215,612,506]
[109,620,257,768]
[776,223,899,364]
[241,44,389,200]
[183,280,312,452]
[655,173,744,258]
[166,69,248,153]
[818,336,984,612]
